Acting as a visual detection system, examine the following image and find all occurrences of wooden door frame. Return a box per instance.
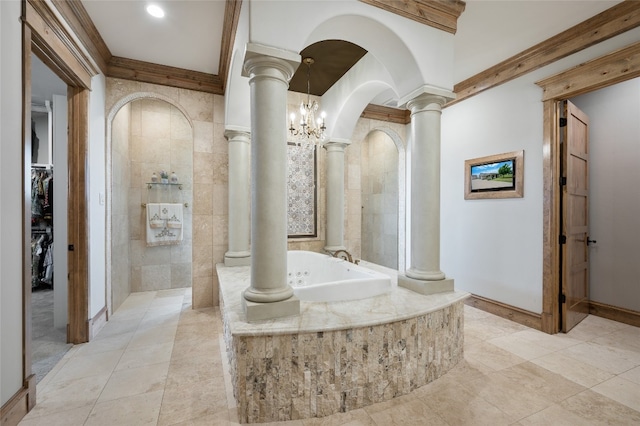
[21,0,96,399]
[6,1,98,421]
[536,41,640,334]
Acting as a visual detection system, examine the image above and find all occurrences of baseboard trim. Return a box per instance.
[589,301,640,328]
[88,305,108,340]
[1,374,36,426]
[465,295,640,332]
[465,294,542,331]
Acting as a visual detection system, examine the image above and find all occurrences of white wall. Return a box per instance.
[53,94,69,329]
[32,111,50,164]
[89,74,107,318]
[0,0,24,406]
[571,78,640,312]
[441,27,640,314]
[441,78,544,313]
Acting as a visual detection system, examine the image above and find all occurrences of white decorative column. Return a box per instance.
[324,139,351,252]
[224,128,251,266]
[241,43,300,321]
[398,91,454,295]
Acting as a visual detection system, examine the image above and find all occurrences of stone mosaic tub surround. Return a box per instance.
[217,262,469,423]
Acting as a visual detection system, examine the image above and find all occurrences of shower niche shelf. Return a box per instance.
[143,182,188,208]
[146,182,183,190]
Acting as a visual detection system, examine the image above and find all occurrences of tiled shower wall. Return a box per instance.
[110,103,131,312]
[347,119,406,266]
[361,130,399,269]
[106,78,227,309]
[128,98,193,292]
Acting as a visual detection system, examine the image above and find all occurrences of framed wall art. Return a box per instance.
[464,150,524,200]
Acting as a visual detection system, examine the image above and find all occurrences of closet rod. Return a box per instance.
[32,164,53,170]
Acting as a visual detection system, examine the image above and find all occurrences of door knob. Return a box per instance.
[587,238,597,245]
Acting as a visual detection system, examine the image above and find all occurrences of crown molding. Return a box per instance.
[56,0,242,94]
[107,56,223,94]
[451,1,640,106]
[359,0,465,34]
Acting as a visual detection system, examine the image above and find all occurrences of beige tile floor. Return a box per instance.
[19,288,640,425]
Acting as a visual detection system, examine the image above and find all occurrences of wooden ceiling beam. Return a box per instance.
[361,104,411,125]
[451,1,640,106]
[359,0,466,34]
[218,0,243,92]
[536,41,640,101]
[107,56,223,95]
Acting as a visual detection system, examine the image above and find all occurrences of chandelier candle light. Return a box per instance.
[289,57,327,149]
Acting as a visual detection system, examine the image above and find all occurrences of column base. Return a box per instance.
[405,267,446,281]
[242,295,300,322]
[225,251,251,267]
[398,274,454,295]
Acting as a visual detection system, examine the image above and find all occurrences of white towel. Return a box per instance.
[146,203,183,246]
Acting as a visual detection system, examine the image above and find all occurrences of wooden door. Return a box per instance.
[561,100,590,332]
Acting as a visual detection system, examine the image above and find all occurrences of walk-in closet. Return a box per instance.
[30,53,70,383]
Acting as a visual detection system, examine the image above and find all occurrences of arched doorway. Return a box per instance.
[106,94,195,314]
[360,128,406,270]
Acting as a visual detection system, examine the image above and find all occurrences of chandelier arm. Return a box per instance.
[288,57,326,148]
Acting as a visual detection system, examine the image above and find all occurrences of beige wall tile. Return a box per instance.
[171,263,192,289]
[193,153,215,184]
[192,276,213,309]
[192,183,213,215]
[193,120,214,152]
[179,89,214,122]
[192,215,214,244]
[192,244,213,278]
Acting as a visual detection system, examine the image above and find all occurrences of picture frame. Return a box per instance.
[464,150,524,200]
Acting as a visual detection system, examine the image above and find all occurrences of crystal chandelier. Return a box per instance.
[289,57,327,149]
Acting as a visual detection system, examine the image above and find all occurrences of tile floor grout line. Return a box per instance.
[154,291,189,426]
[20,297,640,425]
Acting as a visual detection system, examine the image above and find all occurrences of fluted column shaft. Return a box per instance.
[224,129,251,266]
[324,140,350,251]
[242,46,299,304]
[406,94,447,281]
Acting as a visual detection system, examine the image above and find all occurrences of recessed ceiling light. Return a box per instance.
[146,4,165,18]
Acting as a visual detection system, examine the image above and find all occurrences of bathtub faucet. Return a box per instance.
[325,249,359,265]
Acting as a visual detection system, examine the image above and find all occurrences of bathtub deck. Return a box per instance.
[217,262,469,335]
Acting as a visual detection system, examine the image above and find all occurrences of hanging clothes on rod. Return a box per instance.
[31,167,53,224]
[31,231,53,289]
[31,166,54,289]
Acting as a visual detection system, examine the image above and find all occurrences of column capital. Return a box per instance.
[224,128,251,144]
[242,43,300,84]
[397,84,455,108]
[406,94,447,115]
[323,138,351,152]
